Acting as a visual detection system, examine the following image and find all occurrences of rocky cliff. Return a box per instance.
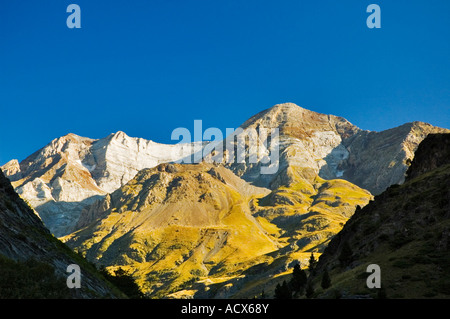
[339,121,449,194]
[405,133,450,181]
[1,132,195,236]
[1,102,448,250]
[219,103,449,195]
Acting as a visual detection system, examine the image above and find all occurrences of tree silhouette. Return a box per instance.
[100,266,145,299]
[274,280,292,299]
[308,252,317,274]
[290,263,307,294]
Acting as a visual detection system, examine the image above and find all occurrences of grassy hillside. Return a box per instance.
[62,163,371,298]
[308,135,450,299]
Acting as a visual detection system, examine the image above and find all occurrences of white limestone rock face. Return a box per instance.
[2,103,449,236]
[1,159,22,180]
[202,103,449,194]
[1,131,196,236]
[89,131,194,193]
[214,103,360,188]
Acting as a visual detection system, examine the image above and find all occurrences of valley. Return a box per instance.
[1,103,449,298]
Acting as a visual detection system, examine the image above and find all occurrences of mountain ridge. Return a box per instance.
[2,103,448,237]
[220,103,449,194]
[1,102,449,298]
[1,131,196,236]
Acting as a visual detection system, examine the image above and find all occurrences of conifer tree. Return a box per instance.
[308,252,317,274]
[282,280,292,299]
[290,263,307,294]
[100,266,145,299]
[274,280,292,299]
[274,283,282,299]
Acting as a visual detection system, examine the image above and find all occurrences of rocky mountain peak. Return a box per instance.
[1,159,21,180]
[108,130,129,141]
[220,103,363,189]
[1,130,198,236]
[222,104,450,195]
[240,102,359,139]
[405,133,450,181]
[2,103,449,237]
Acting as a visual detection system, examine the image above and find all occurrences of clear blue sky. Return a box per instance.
[1,0,449,164]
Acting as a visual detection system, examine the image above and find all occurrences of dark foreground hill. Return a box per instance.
[309,133,450,298]
[0,170,124,298]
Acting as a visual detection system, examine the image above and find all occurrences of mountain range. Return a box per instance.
[1,131,195,237]
[3,103,447,237]
[1,102,449,298]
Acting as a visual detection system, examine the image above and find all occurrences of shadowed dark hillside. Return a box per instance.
[0,170,125,298]
[309,133,450,299]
